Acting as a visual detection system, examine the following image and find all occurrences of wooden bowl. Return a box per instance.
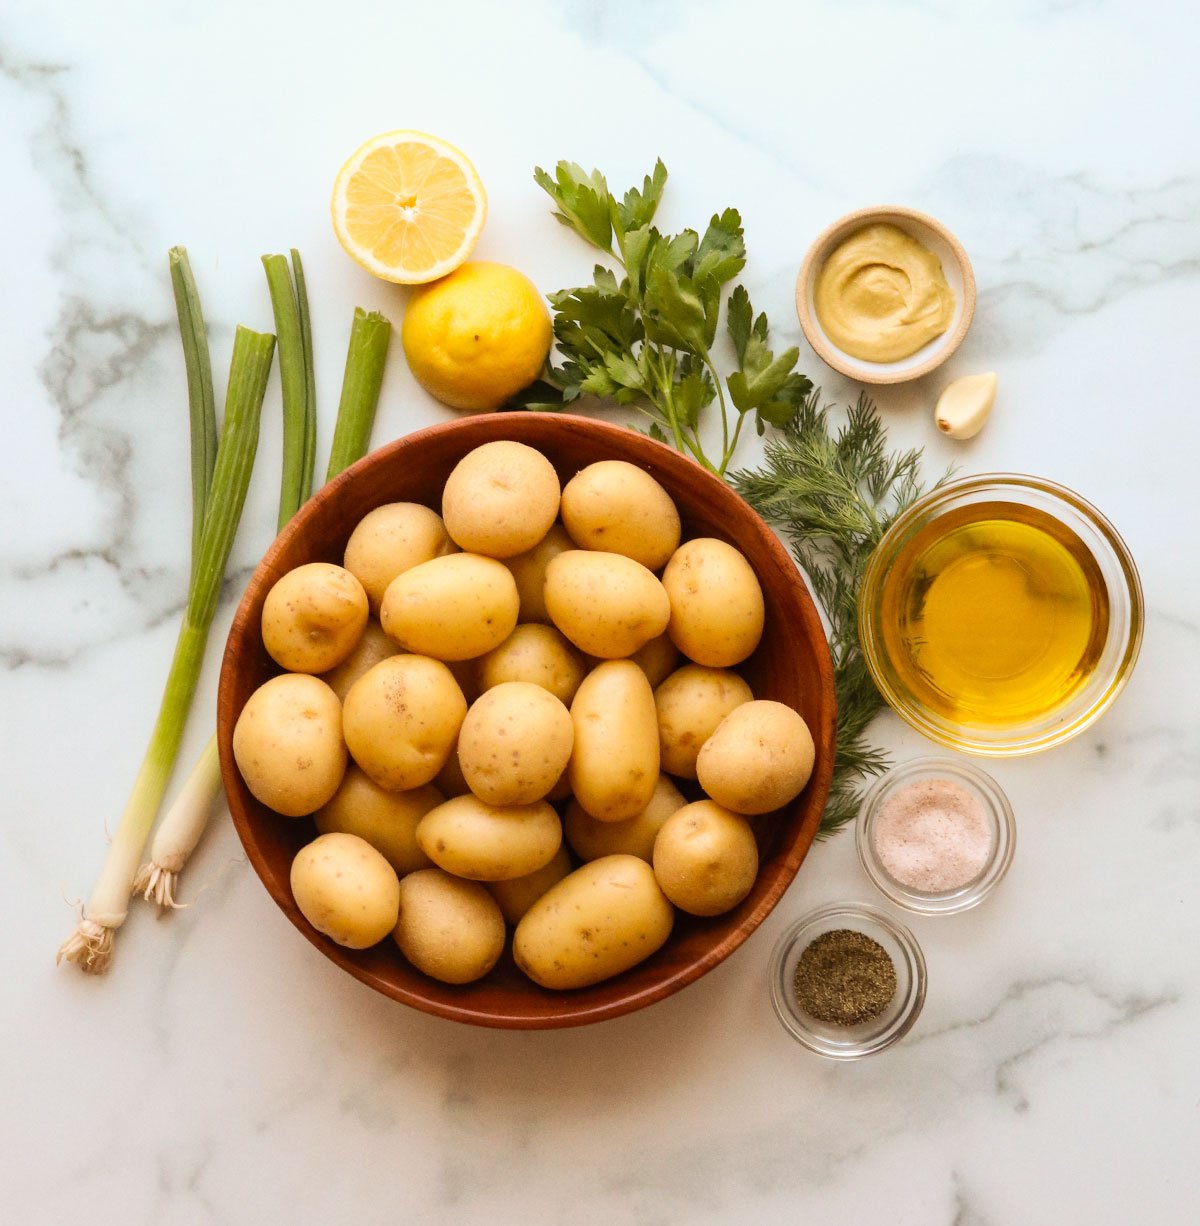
[796,205,976,385]
[218,414,836,1028]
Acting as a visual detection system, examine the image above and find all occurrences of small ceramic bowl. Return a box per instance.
[856,757,1016,915]
[796,205,976,385]
[769,902,926,1059]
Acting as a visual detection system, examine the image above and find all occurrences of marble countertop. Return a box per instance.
[5,1,1198,1222]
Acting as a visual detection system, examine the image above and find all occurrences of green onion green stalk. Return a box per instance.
[134,292,392,914]
[58,278,275,973]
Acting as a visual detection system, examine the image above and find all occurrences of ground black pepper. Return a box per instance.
[793,928,897,1025]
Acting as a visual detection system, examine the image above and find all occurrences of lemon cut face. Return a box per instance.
[331,130,487,284]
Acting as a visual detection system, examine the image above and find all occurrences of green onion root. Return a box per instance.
[132,736,221,910]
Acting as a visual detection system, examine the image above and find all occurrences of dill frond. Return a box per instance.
[731,391,947,838]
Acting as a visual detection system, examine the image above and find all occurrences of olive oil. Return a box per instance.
[877,501,1109,727]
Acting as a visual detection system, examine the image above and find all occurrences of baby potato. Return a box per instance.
[513,855,674,990]
[441,440,561,558]
[394,869,506,985]
[568,660,659,822]
[628,632,681,689]
[314,766,442,876]
[560,460,681,570]
[485,844,573,925]
[291,832,400,948]
[342,655,467,791]
[565,774,685,863]
[416,794,562,881]
[503,523,574,624]
[232,674,347,817]
[320,619,399,701]
[696,700,815,815]
[343,502,457,614]
[261,562,369,674]
[652,801,758,917]
[380,553,519,661]
[544,550,670,659]
[457,682,574,805]
[662,538,764,667]
[434,736,471,797]
[443,656,481,704]
[478,624,587,705]
[654,664,754,779]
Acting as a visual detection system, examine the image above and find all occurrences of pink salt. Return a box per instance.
[872,778,992,893]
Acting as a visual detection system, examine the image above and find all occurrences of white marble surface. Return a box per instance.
[4,1,1198,1222]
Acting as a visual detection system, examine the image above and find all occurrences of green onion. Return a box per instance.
[58,318,275,973]
[169,247,217,589]
[292,250,318,495]
[326,309,391,481]
[136,301,391,914]
[263,252,316,530]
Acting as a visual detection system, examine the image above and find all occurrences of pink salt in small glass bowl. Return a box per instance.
[855,757,1016,916]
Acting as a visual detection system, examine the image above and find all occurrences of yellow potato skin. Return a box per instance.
[478,624,587,705]
[544,550,671,659]
[314,766,442,876]
[485,844,573,925]
[457,682,574,806]
[232,674,347,817]
[380,552,520,661]
[503,523,574,625]
[560,460,681,570]
[320,620,399,702]
[261,563,369,674]
[343,502,457,614]
[441,440,561,559]
[696,700,816,815]
[568,660,660,822]
[416,794,562,881]
[627,632,681,689]
[434,737,471,797]
[654,664,754,779]
[342,655,467,791]
[661,538,765,667]
[564,774,685,864]
[513,855,674,990]
[652,800,759,917]
[393,869,506,985]
[290,832,400,949]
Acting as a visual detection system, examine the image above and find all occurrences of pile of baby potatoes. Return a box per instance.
[232,441,816,990]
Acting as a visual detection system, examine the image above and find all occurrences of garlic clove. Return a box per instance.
[934,371,998,440]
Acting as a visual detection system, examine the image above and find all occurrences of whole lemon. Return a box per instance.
[401,262,553,411]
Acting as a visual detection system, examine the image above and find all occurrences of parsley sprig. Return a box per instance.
[531,159,943,838]
[530,160,812,475]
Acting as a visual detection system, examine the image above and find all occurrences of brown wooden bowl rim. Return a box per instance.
[218,414,837,1028]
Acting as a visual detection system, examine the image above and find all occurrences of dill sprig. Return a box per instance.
[731,392,945,836]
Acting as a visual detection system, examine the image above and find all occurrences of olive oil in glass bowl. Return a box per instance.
[859,475,1143,755]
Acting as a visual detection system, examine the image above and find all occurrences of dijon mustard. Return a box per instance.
[814,223,954,363]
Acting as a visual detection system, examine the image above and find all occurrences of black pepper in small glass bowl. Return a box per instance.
[769,902,926,1058]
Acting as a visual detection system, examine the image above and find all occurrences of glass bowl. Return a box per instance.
[856,757,1015,915]
[769,902,927,1059]
[858,474,1143,756]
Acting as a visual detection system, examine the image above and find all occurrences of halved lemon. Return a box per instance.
[331,130,487,285]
